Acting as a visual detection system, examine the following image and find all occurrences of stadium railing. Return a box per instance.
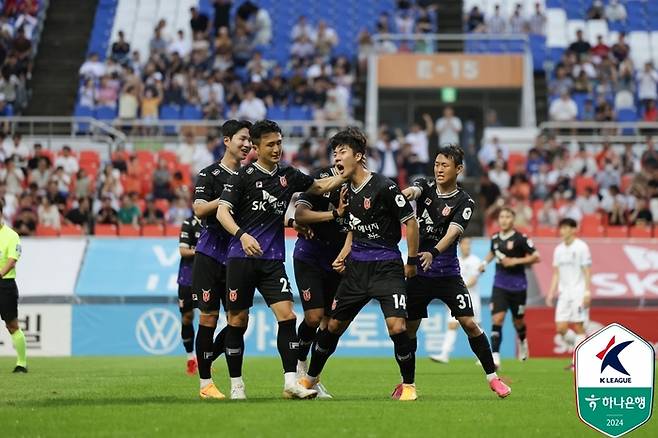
[538,121,658,143]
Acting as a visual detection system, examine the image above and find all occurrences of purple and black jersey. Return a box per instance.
[345,173,415,262]
[178,216,201,286]
[219,162,315,260]
[412,178,475,278]
[490,230,537,291]
[293,166,349,271]
[193,162,237,265]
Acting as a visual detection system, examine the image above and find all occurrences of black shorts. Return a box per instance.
[0,279,19,322]
[225,258,293,311]
[332,259,407,321]
[407,275,474,320]
[294,258,342,314]
[192,253,227,314]
[491,287,527,319]
[177,285,196,314]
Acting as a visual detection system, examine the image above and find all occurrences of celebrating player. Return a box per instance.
[0,203,26,373]
[193,119,252,400]
[299,127,420,401]
[546,218,592,367]
[177,214,201,375]
[481,208,540,368]
[292,164,349,399]
[402,145,510,399]
[429,237,483,364]
[217,120,347,400]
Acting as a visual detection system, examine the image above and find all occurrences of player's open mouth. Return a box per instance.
[240,147,250,154]
[336,164,344,172]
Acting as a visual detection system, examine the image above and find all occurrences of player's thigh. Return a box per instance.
[193,253,224,314]
[331,264,370,322]
[435,276,475,320]
[406,275,434,321]
[0,282,18,324]
[370,260,408,319]
[508,289,528,319]
[177,285,196,314]
[225,258,258,311]
[490,287,511,315]
[257,260,294,307]
[555,297,574,327]
[294,258,329,313]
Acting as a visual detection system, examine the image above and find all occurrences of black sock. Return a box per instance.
[297,320,318,362]
[211,326,227,361]
[515,321,527,341]
[307,329,340,378]
[391,332,415,384]
[410,336,418,354]
[277,319,300,373]
[224,325,247,378]
[196,325,215,379]
[181,323,195,354]
[491,324,503,353]
[469,332,497,375]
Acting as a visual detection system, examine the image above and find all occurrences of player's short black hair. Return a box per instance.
[559,218,578,228]
[436,144,464,166]
[221,120,252,140]
[499,206,516,217]
[329,127,367,156]
[250,120,281,145]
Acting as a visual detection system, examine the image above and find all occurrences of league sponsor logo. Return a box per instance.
[202,288,211,302]
[302,288,311,302]
[135,308,180,355]
[229,288,238,302]
[395,194,406,207]
[463,207,472,220]
[425,198,432,205]
[280,176,287,187]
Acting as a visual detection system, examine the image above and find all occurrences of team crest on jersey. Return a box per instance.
[442,205,452,216]
[363,197,371,210]
[507,241,514,250]
[302,288,311,301]
[280,176,287,187]
[229,289,238,302]
[256,181,262,188]
[202,289,211,302]
[425,198,432,206]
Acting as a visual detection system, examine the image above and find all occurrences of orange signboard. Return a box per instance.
[377,54,524,88]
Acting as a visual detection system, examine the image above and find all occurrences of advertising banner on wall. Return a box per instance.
[0,304,72,356]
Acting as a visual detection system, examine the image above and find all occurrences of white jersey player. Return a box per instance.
[430,237,482,363]
[545,218,592,368]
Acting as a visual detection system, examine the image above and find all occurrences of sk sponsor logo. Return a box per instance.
[575,323,655,437]
[135,308,180,355]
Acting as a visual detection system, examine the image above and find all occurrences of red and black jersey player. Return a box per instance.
[217,120,347,400]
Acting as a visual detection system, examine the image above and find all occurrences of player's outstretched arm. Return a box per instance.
[295,186,348,225]
[419,224,462,271]
[480,250,495,272]
[193,199,220,219]
[217,203,263,256]
[332,231,353,274]
[404,217,419,278]
[402,186,422,201]
[546,267,559,306]
[306,174,347,195]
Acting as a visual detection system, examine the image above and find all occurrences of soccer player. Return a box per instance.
[177,214,201,375]
[193,119,252,400]
[292,163,349,398]
[299,127,421,401]
[545,218,592,366]
[402,145,510,398]
[481,208,540,368]
[429,237,483,363]
[217,120,347,400]
[0,203,26,373]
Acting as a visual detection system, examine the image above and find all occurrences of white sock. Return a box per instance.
[492,352,501,362]
[486,372,498,382]
[200,378,213,389]
[187,352,195,360]
[441,328,458,357]
[284,372,298,387]
[230,377,244,388]
[564,329,576,345]
[574,334,586,346]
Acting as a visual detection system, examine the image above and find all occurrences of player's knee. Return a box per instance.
[492,313,505,325]
[458,317,481,336]
[181,312,194,325]
[6,320,18,333]
[405,319,421,337]
[304,311,323,328]
[228,311,249,327]
[327,318,348,335]
[386,318,407,336]
[199,313,218,328]
[513,318,525,329]
[447,321,460,330]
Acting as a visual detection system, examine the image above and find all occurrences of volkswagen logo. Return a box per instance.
[135,308,180,355]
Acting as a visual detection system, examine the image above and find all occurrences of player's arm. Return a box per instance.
[419,224,463,271]
[0,258,16,278]
[1,234,19,278]
[582,265,592,307]
[193,199,219,218]
[501,251,541,267]
[192,170,219,218]
[404,216,419,278]
[306,174,347,195]
[480,249,495,272]
[546,267,559,307]
[332,231,352,274]
[295,186,348,225]
[217,174,263,257]
[178,220,196,258]
[402,186,422,201]
[423,113,433,136]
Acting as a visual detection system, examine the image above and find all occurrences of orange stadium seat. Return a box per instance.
[507,153,526,173]
[142,224,165,236]
[165,225,181,237]
[79,150,100,165]
[95,224,118,236]
[629,225,653,238]
[60,224,84,236]
[620,174,633,193]
[574,176,598,196]
[534,224,557,237]
[118,224,141,237]
[36,225,59,236]
[580,214,604,237]
[605,226,629,238]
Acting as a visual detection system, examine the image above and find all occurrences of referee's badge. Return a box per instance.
[229,288,238,302]
[442,205,451,216]
[280,176,288,187]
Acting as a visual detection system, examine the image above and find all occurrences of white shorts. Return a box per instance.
[555,295,588,323]
[448,292,481,324]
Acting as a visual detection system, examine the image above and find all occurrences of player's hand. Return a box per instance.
[336,186,348,217]
[545,294,555,307]
[583,293,592,308]
[478,262,487,273]
[419,252,433,271]
[332,256,346,274]
[240,233,263,257]
[405,264,417,279]
[293,220,314,239]
[501,257,517,267]
[402,187,415,201]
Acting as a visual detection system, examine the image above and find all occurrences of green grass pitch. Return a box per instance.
[0,356,656,437]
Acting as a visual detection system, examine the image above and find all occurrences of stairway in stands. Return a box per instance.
[534,71,548,124]
[437,0,464,51]
[25,0,98,116]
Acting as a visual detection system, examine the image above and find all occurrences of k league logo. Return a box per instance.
[135,308,180,355]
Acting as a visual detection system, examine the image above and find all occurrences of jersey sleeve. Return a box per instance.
[520,234,538,254]
[450,196,475,234]
[219,173,243,209]
[193,169,214,203]
[295,191,317,209]
[291,168,315,192]
[579,242,592,267]
[552,247,559,267]
[179,220,193,248]
[383,183,415,223]
[411,177,428,198]
[7,232,21,260]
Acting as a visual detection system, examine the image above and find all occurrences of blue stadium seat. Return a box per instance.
[267,105,288,120]
[181,104,203,120]
[160,105,181,135]
[288,105,312,120]
[94,105,117,121]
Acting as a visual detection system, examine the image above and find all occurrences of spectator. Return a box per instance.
[644,100,658,122]
[611,33,629,63]
[570,145,598,176]
[629,198,652,225]
[290,33,315,59]
[37,196,60,230]
[486,5,506,34]
[0,158,24,195]
[142,197,165,225]
[605,0,627,22]
[549,91,578,121]
[0,181,17,223]
[55,146,80,176]
[189,7,210,36]
[168,196,191,225]
[404,113,433,173]
[28,157,51,189]
[526,149,545,176]
[118,85,139,125]
[237,88,266,121]
[508,4,525,34]
[465,6,485,32]
[152,158,172,200]
[375,129,400,185]
[192,140,215,176]
[27,143,50,170]
[480,172,502,208]
[65,197,93,233]
[586,0,605,20]
[314,20,338,59]
[291,16,315,42]
[568,30,591,61]
[637,62,658,110]
[322,88,348,121]
[595,142,620,170]
[576,186,600,214]
[96,196,119,225]
[488,158,510,194]
[96,76,119,108]
[531,163,552,199]
[51,166,71,197]
[621,143,639,174]
[590,35,609,63]
[641,137,658,171]
[79,53,105,80]
[511,198,533,228]
[213,0,232,33]
[74,169,92,199]
[478,136,510,169]
[580,98,595,121]
[251,4,272,45]
[111,31,131,63]
[435,106,462,146]
[13,197,37,236]
[558,196,583,222]
[595,161,621,192]
[537,198,559,226]
[4,132,29,161]
[528,2,546,35]
[117,194,140,226]
[549,66,573,97]
[140,86,162,133]
[601,185,627,225]
[177,133,197,167]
